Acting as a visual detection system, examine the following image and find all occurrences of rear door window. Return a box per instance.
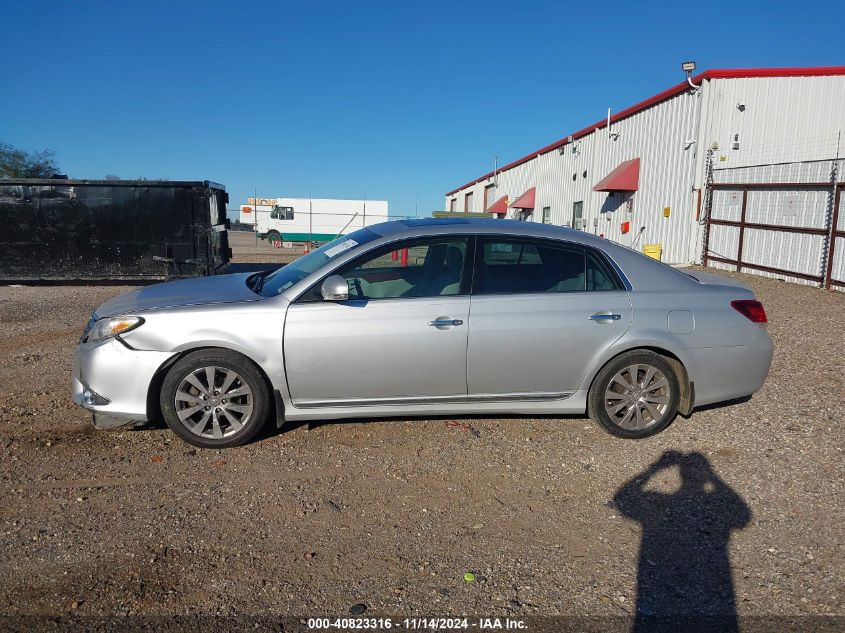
[475,238,586,294]
[586,251,621,290]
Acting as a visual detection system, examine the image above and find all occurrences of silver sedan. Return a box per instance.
[72,218,773,448]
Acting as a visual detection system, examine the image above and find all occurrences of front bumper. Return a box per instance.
[72,338,176,429]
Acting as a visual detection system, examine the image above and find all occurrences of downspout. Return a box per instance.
[689,76,707,263]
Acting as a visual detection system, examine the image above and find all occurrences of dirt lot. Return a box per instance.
[226,230,305,267]
[1,233,843,631]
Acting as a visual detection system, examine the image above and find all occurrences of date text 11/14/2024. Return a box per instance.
[307,617,528,630]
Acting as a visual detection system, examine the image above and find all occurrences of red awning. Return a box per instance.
[486,195,509,215]
[593,158,640,192]
[509,187,536,209]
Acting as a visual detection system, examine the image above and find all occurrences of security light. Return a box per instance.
[682,60,699,89]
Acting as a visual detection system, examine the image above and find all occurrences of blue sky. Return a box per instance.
[2,1,842,219]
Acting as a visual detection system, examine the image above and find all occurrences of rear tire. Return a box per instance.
[588,350,680,439]
[160,349,270,449]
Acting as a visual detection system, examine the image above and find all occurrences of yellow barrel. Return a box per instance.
[643,243,662,261]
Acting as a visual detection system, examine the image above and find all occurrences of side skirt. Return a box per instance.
[282,390,589,422]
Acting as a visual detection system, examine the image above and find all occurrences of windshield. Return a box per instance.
[256,228,380,297]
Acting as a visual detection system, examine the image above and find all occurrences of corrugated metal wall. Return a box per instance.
[446,89,703,263]
[711,160,839,185]
[700,76,845,169]
[445,74,845,269]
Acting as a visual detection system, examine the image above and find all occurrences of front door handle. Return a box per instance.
[589,312,622,323]
[428,318,464,327]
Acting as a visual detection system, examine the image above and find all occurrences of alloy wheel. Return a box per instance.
[174,366,254,439]
[603,363,671,431]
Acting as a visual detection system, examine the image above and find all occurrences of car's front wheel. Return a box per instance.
[160,349,271,448]
[588,350,680,439]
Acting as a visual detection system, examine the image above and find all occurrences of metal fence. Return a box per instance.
[702,159,844,291]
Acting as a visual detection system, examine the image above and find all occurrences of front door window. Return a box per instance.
[284,236,472,405]
[340,238,467,300]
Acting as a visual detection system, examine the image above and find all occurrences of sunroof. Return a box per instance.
[402,218,471,226]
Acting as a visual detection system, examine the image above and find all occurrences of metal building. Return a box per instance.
[444,66,845,290]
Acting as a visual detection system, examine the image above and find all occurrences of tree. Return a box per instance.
[104,174,121,181]
[0,142,60,178]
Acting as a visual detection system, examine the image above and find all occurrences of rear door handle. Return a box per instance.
[589,312,622,323]
[428,318,464,327]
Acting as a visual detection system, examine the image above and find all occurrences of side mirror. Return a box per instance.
[321,275,349,301]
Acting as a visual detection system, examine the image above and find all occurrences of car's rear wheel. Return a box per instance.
[160,349,270,448]
[588,350,680,439]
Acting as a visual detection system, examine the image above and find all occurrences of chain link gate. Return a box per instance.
[701,158,845,290]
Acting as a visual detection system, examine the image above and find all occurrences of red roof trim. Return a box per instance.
[445,66,845,196]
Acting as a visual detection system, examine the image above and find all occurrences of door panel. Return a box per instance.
[467,291,632,396]
[284,297,470,406]
[467,236,631,397]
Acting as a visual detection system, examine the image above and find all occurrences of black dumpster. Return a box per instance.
[0,179,231,281]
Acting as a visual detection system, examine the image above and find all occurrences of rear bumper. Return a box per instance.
[72,338,176,427]
[685,328,774,408]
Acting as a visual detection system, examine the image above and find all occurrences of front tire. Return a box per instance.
[160,349,271,448]
[588,350,680,439]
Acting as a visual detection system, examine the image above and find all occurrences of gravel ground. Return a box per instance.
[225,230,308,267]
[0,234,843,631]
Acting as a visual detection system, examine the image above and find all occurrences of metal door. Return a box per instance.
[572,201,584,230]
[466,291,632,397]
[466,236,632,397]
[283,296,470,407]
[283,235,472,407]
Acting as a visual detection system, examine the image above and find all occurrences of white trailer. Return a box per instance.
[238,204,257,226]
[242,197,390,244]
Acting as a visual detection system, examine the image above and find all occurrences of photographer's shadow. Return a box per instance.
[613,451,751,633]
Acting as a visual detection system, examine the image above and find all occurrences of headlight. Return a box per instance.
[83,316,144,343]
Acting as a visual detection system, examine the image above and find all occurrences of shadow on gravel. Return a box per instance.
[613,451,751,633]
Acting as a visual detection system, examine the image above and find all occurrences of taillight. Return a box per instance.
[731,299,768,324]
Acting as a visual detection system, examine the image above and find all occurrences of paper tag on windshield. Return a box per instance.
[324,239,358,258]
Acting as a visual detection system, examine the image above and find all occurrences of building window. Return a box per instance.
[449,198,457,212]
[464,191,474,213]
[542,207,551,224]
[483,185,496,211]
[270,206,294,220]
